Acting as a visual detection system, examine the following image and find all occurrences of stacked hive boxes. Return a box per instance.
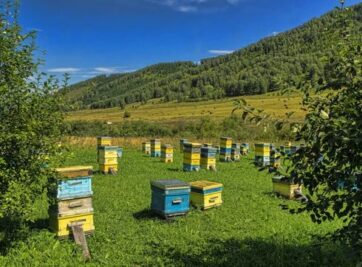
[142,142,151,155]
[180,139,188,152]
[150,179,190,218]
[280,142,292,156]
[183,143,201,172]
[161,144,173,163]
[190,181,223,210]
[51,166,95,238]
[98,146,119,174]
[97,136,120,174]
[200,146,217,171]
[150,139,161,157]
[220,137,232,162]
[231,143,241,162]
[254,143,270,166]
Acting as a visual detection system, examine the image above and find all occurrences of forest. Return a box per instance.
[65,3,362,110]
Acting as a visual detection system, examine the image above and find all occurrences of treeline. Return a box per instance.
[66,4,362,110]
[65,116,294,141]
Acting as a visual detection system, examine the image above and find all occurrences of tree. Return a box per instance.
[0,1,66,241]
[287,6,361,252]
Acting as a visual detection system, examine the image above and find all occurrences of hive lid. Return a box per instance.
[98,145,119,150]
[255,143,270,147]
[183,142,202,148]
[190,180,223,190]
[151,179,189,190]
[56,166,93,179]
[220,137,232,140]
[97,136,111,139]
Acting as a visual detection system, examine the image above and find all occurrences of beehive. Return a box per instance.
[201,146,217,171]
[280,142,292,156]
[150,179,190,218]
[98,146,119,174]
[254,143,270,166]
[190,180,223,210]
[220,137,232,162]
[161,144,173,163]
[231,143,241,162]
[241,143,250,155]
[150,139,161,157]
[183,143,201,172]
[290,146,299,155]
[272,176,302,199]
[97,136,112,147]
[270,150,281,169]
[51,166,95,238]
[180,139,188,151]
[142,142,151,154]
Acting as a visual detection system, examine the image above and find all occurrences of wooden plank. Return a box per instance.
[71,224,91,261]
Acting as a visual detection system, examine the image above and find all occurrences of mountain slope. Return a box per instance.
[66,4,362,110]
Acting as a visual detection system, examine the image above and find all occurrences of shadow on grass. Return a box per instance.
[0,217,50,255]
[147,237,358,267]
[133,209,182,223]
[167,168,182,172]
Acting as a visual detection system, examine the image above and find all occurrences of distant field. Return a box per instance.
[67,93,306,124]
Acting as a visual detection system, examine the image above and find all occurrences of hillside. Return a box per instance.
[65,4,362,110]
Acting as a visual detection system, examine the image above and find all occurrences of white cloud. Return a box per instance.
[208,49,234,55]
[48,67,80,73]
[271,31,279,36]
[94,67,119,74]
[177,5,198,12]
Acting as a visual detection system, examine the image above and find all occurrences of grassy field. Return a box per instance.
[0,148,353,266]
[67,93,306,124]
[0,145,355,266]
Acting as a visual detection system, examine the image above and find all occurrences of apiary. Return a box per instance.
[98,146,119,174]
[150,139,161,157]
[220,137,232,162]
[200,146,217,171]
[231,143,241,162]
[51,166,95,238]
[190,180,223,210]
[142,142,151,154]
[254,143,270,166]
[161,144,173,163]
[180,139,188,151]
[150,179,190,218]
[272,176,302,199]
[183,142,201,172]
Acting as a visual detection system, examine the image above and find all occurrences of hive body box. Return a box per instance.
[98,146,119,173]
[200,146,217,171]
[51,166,95,238]
[220,137,232,162]
[254,143,270,166]
[183,143,201,171]
[97,136,112,147]
[190,181,223,210]
[150,139,161,157]
[272,176,302,199]
[142,142,151,154]
[270,150,281,168]
[231,143,241,162]
[241,143,250,155]
[150,179,190,218]
[161,144,173,163]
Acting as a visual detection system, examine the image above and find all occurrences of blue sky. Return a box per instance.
[20,0,361,83]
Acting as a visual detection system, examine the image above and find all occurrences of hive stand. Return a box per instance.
[70,224,91,261]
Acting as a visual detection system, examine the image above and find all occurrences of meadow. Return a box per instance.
[67,93,305,124]
[0,144,355,266]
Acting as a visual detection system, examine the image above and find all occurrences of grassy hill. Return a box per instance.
[65,4,362,110]
[67,92,305,124]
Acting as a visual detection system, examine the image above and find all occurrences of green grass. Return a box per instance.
[0,147,355,266]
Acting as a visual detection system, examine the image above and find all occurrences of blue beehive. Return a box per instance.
[57,176,93,200]
[150,179,190,218]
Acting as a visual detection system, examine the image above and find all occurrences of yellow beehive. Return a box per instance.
[98,157,118,165]
[200,158,216,164]
[183,153,201,160]
[272,177,302,199]
[142,142,151,154]
[99,164,118,173]
[97,136,112,147]
[220,137,232,148]
[50,212,95,238]
[190,180,223,210]
[254,143,270,156]
[183,158,201,165]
